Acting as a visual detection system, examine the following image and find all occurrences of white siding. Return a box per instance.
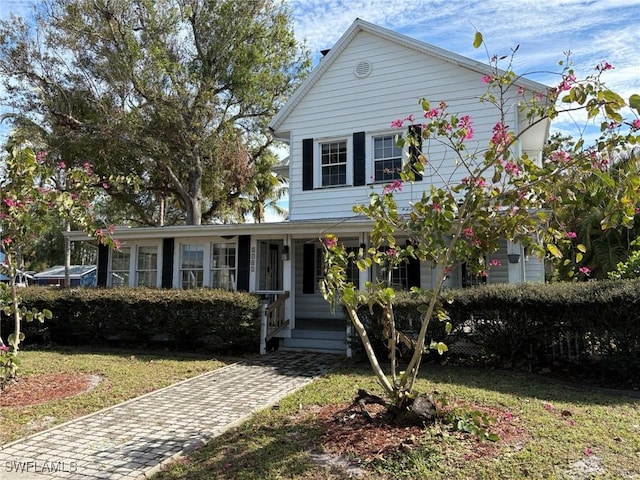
[280,31,523,221]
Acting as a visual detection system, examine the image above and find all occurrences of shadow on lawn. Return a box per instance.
[337,360,640,407]
[151,419,345,480]
[421,363,640,406]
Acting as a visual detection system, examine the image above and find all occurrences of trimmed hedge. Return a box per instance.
[1,287,262,354]
[348,280,640,382]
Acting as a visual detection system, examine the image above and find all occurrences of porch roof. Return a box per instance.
[66,217,375,242]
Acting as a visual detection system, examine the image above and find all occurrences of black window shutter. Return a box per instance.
[408,125,423,181]
[302,243,316,294]
[97,244,109,287]
[161,238,175,288]
[302,138,314,191]
[236,235,251,291]
[406,240,421,288]
[353,131,366,186]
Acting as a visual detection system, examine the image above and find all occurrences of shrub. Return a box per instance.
[1,287,262,354]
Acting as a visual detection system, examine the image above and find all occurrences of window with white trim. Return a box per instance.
[211,242,236,290]
[110,247,130,286]
[180,243,204,289]
[321,140,347,187]
[373,135,402,182]
[136,245,158,287]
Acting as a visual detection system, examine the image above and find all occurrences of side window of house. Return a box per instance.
[211,242,236,290]
[321,140,347,187]
[180,243,204,289]
[110,247,131,286]
[374,135,402,182]
[136,246,158,287]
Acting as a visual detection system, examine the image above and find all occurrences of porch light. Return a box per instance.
[281,245,290,261]
[507,253,521,264]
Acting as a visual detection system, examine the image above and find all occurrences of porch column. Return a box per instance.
[507,240,524,284]
[283,236,293,328]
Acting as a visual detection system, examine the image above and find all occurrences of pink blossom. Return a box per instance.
[404,114,414,123]
[584,447,593,456]
[113,238,122,252]
[566,231,577,239]
[1,237,13,245]
[432,202,441,212]
[631,119,640,131]
[504,162,521,176]
[551,151,571,163]
[0,345,8,352]
[391,118,404,129]
[481,74,493,84]
[383,180,403,195]
[424,108,440,119]
[444,266,453,274]
[95,228,104,238]
[59,161,66,169]
[103,182,110,189]
[596,61,614,71]
[517,86,525,95]
[489,259,502,267]
[475,178,486,188]
[491,122,510,148]
[458,115,474,140]
[567,419,576,427]
[323,235,337,248]
[504,412,513,421]
[463,227,474,238]
[83,162,93,175]
[3,198,17,207]
[386,247,397,257]
[543,403,553,411]
[107,225,115,234]
[579,266,591,276]
[35,150,47,162]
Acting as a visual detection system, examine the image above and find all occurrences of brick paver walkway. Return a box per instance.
[0,352,340,480]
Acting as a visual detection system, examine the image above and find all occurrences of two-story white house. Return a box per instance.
[70,19,550,355]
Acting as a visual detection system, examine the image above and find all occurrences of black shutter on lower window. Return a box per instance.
[406,240,421,288]
[302,138,314,191]
[97,244,109,287]
[408,125,423,181]
[302,243,316,294]
[353,131,366,186]
[236,235,250,291]
[161,238,175,288]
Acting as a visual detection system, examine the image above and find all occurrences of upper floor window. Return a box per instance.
[180,243,204,289]
[321,140,347,187]
[211,242,236,290]
[373,135,402,182]
[110,247,131,286]
[136,245,158,287]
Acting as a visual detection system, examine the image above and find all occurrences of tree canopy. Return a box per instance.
[0,0,309,225]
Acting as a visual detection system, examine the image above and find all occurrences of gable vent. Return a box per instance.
[354,60,372,79]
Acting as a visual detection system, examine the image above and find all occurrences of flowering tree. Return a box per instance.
[321,35,640,411]
[0,138,117,386]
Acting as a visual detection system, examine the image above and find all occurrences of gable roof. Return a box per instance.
[269,18,549,135]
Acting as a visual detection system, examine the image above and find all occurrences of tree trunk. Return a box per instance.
[186,157,203,225]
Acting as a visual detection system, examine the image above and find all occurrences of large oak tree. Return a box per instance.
[0,0,309,225]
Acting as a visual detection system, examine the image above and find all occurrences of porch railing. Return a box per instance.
[258,290,290,354]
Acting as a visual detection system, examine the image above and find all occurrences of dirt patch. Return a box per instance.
[309,400,528,464]
[0,373,102,407]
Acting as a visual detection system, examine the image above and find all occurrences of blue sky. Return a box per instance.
[1,0,639,143]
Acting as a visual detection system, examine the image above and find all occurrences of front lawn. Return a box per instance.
[0,347,227,444]
[153,362,640,479]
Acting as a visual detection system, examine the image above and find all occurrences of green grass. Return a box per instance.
[2,350,639,479]
[0,347,228,444]
[152,362,640,480]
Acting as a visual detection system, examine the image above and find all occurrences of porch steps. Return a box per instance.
[280,328,347,355]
